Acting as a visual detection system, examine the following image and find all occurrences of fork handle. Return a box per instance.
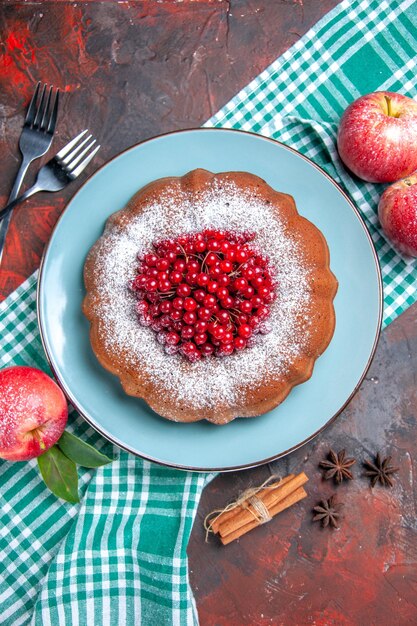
[0,156,32,261]
[9,156,32,202]
[0,183,43,224]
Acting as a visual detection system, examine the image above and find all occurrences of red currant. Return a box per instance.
[174,259,186,272]
[170,271,182,284]
[184,297,197,311]
[149,304,160,317]
[194,289,206,303]
[181,325,195,339]
[225,248,236,261]
[195,320,208,333]
[186,272,198,285]
[235,248,249,263]
[187,260,200,273]
[156,258,170,271]
[172,320,184,332]
[218,343,234,356]
[177,283,191,297]
[220,260,233,273]
[250,315,260,328]
[209,265,222,278]
[208,239,221,252]
[239,300,253,314]
[221,295,234,309]
[201,343,214,356]
[145,254,158,267]
[166,332,180,345]
[222,330,233,344]
[137,301,149,314]
[218,274,230,287]
[146,278,158,292]
[204,294,217,308]
[258,286,270,299]
[217,287,229,300]
[166,250,177,263]
[234,337,247,350]
[212,325,225,340]
[197,273,209,287]
[172,297,184,310]
[159,280,172,292]
[184,241,195,254]
[183,311,197,325]
[134,275,147,289]
[206,252,218,266]
[194,332,207,345]
[233,277,248,291]
[170,309,183,321]
[217,310,230,325]
[134,229,275,361]
[242,266,255,280]
[257,305,270,319]
[197,307,212,321]
[160,315,172,328]
[207,281,219,293]
[195,240,206,253]
[238,324,252,339]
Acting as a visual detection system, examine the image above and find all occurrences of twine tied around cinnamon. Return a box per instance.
[204,474,281,541]
[203,471,309,545]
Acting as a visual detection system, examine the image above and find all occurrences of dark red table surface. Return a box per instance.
[1,3,416,625]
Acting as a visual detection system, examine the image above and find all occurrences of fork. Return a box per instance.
[0,82,60,262]
[0,130,100,223]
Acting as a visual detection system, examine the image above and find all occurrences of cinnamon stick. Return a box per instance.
[218,472,308,538]
[220,486,307,545]
[210,474,295,534]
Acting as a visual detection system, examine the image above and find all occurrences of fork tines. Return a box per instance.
[26,81,59,134]
[56,130,100,178]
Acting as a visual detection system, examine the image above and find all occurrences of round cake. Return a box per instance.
[83,169,338,425]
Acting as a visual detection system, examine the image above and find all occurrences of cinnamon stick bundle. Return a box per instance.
[206,472,308,545]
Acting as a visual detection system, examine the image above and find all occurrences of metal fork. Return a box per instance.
[0,130,100,223]
[0,82,60,261]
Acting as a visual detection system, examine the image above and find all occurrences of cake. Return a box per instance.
[83,169,338,425]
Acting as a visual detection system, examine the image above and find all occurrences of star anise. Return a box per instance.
[363,453,399,487]
[319,449,356,483]
[312,495,343,529]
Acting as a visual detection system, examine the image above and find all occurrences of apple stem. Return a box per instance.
[404,178,412,186]
[384,95,400,118]
[30,427,46,450]
[385,95,392,117]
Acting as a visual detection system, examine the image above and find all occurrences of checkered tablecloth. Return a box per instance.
[1,1,416,624]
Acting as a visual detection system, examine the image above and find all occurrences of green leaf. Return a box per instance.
[38,446,79,503]
[58,431,113,468]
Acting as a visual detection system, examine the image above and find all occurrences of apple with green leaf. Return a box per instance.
[0,366,68,461]
[0,366,113,502]
[378,172,417,257]
[337,92,417,183]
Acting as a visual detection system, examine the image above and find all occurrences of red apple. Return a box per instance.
[0,366,68,461]
[337,91,417,183]
[378,172,417,257]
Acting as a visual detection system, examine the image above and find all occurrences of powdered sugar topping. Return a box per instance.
[89,179,313,413]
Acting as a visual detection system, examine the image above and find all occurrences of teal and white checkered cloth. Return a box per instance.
[1,1,416,624]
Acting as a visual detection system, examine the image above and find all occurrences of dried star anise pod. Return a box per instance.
[312,495,343,529]
[319,449,356,483]
[363,453,399,487]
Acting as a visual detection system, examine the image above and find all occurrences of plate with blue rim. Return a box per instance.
[38,128,382,471]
